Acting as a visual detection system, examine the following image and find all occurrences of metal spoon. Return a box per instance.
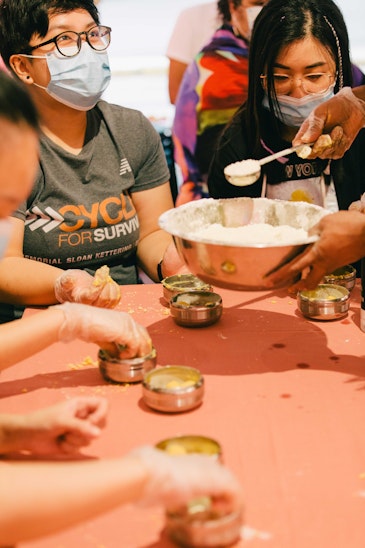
[224,143,312,187]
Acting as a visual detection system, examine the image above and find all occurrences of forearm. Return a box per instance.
[0,456,148,544]
[137,229,172,281]
[0,414,35,453]
[0,307,64,370]
[0,257,62,305]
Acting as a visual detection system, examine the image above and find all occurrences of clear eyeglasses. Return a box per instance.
[28,25,112,58]
[260,72,336,95]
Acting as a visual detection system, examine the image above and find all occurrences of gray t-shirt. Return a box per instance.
[13,101,170,286]
[0,101,169,323]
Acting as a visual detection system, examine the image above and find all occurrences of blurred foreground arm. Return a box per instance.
[293,86,365,159]
[0,446,242,544]
[0,397,108,455]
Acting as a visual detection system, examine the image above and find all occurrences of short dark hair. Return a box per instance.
[217,0,243,23]
[0,0,100,68]
[238,0,352,154]
[0,72,39,130]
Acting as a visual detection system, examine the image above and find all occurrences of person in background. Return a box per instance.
[207,0,365,229]
[166,2,221,104]
[0,0,186,324]
[0,70,242,546]
[173,0,267,206]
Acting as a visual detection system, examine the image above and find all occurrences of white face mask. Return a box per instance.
[24,43,111,111]
[263,85,335,127]
[0,219,13,259]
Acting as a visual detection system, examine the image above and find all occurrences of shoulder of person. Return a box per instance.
[95,100,147,124]
[94,101,159,137]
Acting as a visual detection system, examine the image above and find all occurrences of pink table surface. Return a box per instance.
[0,282,364,548]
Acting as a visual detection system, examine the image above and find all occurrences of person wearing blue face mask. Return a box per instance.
[208,0,365,231]
[0,0,187,324]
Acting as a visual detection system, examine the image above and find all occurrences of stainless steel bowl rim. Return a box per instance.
[142,377,204,394]
[98,347,156,365]
[298,284,349,303]
[170,291,222,310]
[159,198,323,248]
[143,365,203,393]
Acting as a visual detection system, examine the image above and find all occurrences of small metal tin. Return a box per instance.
[157,437,242,547]
[162,274,212,304]
[322,264,356,292]
[142,366,204,413]
[170,291,223,328]
[156,435,221,458]
[98,347,157,384]
[297,284,350,321]
[165,498,243,548]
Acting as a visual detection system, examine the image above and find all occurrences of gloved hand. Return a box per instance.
[55,302,152,358]
[129,446,243,513]
[293,87,365,159]
[349,192,365,213]
[54,266,121,308]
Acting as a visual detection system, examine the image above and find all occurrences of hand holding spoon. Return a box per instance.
[224,143,313,187]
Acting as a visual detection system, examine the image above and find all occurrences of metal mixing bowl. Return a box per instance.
[159,197,329,291]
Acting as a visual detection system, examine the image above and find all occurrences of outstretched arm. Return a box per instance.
[266,210,365,290]
[0,446,242,544]
[0,302,152,370]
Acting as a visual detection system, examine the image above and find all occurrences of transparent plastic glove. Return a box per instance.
[293,87,365,159]
[54,267,121,308]
[55,302,152,358]
[349,192,365,213]
[130,446,243,512]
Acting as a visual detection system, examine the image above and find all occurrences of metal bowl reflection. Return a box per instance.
[162,274,212,304]
[321,265,356,292]
[159,197,329,291]
[170,291,222,327]
[98,347,157,384]
[297,284,350,321]
[142,366,204,413]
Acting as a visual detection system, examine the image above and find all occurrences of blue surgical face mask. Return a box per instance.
[246,6,263,36]
[0,219,13,259]
[26,43,111,111]
[263,85,335,128]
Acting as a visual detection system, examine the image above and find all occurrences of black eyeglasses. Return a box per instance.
[28,25,111,58]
